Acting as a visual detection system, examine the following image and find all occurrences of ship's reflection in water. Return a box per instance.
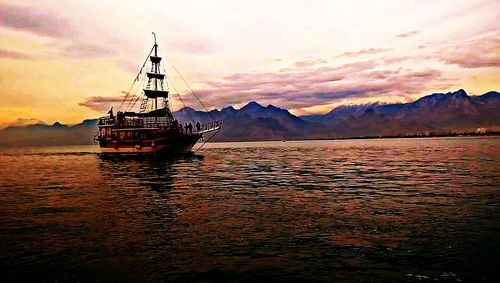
[0,138,499,282]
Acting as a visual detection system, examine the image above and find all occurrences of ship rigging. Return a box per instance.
[95,33,222,154]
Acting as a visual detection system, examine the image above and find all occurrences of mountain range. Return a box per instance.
[0,89,498,147]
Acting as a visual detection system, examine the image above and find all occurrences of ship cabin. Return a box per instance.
[96,108,221,145]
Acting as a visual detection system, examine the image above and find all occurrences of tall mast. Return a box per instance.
[139,33,171,122]
[153,32,158,124]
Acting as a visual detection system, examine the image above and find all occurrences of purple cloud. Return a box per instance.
[60,41,116,58]
[0,3,116,60]
[0,49,33,60]
[78,93,139,112]
[192,57,442,110]
[0,3,73,38]
[78,61,442,114]
[294,58,327,68]
[396,31,419,38]
[338,48,390,57]
[439,35,500,68]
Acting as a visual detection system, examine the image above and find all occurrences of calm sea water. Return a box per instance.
[0,137,499,282]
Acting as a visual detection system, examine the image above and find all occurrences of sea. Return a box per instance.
[0,137,499,282]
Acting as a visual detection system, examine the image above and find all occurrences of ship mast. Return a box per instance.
[153,33,158,124]
[139,32,171,124]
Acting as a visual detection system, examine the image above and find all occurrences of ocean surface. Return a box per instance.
[0,137,499,282]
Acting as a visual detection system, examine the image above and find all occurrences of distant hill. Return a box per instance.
[0,118,46,129]
[0,89,498,146]
[0,120,98,147]
[174,101,324,141]
[302,89,500,137]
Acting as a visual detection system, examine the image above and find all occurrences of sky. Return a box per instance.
[0,0,499,125]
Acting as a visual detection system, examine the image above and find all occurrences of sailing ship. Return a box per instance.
[95,33,222,154]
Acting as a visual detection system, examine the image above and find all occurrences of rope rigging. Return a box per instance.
[166,71,194,123]
[165,58,216,122]
[120,38,217,125]
[194,126,220,153]
[125,73,148,112]
[119,45,155,111]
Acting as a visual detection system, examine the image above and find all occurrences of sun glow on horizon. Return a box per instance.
[0,0,499,125]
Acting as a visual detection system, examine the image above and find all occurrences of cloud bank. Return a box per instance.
[439,35,500,68]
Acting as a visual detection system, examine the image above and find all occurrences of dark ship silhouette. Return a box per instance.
[95,33,221,154]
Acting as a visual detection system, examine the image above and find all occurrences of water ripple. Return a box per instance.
[0,137,499,282]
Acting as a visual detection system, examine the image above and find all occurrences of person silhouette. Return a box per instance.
[196,121,201,132]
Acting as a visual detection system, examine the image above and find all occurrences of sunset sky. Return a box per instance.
[0,0,499,126]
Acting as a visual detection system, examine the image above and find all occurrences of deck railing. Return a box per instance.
[200,120,223,132]
[98,117,222,134]
[177,120,223,135]
[98,117,171,128]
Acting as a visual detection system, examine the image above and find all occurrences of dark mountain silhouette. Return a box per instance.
[310,89,500,137]
[174,101,321,141]
[0,89,498,146]
[0,118,46,129]
[0,119,98,147]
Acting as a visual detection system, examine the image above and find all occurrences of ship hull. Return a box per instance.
[98,134,201,155]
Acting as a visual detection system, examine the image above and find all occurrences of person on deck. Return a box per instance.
[196,121,201,133]
[108,107,114,120]
[188,122,193,134]
[173,119,179,131]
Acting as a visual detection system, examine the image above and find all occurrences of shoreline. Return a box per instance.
[1,133,498,149]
